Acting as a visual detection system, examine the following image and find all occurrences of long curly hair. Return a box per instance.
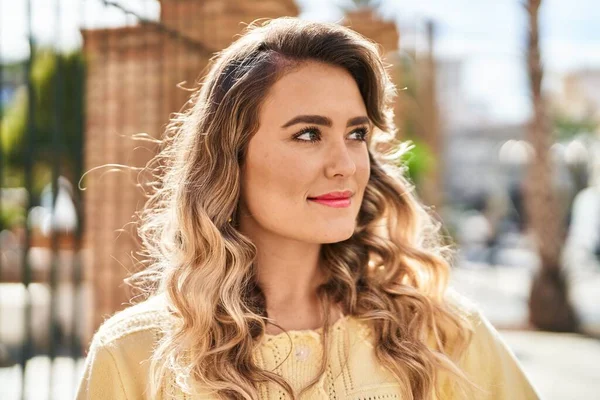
[131,17,476,400]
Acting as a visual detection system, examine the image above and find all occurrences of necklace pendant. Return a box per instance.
[294,345,311,361]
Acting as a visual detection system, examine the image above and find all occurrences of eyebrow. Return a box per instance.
[281,115,370,129]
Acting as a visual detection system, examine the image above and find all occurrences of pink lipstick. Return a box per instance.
[308,190,353,208]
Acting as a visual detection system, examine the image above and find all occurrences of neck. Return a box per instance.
[239,218,336,332]
[253,231,324,308]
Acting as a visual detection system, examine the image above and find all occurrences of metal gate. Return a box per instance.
[0,1,209,398]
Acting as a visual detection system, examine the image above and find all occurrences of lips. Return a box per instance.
[308,190,353,208]
[309,190,353,200]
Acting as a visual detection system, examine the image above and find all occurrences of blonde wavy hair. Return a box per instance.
[131,17,476,400]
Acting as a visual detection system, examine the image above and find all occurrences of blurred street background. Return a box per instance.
[1,0,599,399]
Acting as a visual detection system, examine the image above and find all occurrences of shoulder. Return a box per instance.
[443,287,509,357]
[92,293,172,348]
[77,294,174,400]
[87,293,173,372]
[443,288,541,399]
[444,286,484,325]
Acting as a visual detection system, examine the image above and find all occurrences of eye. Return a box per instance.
[348,127,369,141]
[293,126,321,143]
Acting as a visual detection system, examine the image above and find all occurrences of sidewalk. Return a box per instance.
[452,263,600,399]
[501,330,600,399]
[451,263,600,334]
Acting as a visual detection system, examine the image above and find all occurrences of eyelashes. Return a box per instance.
[292,125,370,144]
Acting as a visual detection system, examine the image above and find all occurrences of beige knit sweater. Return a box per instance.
[76,294,540,399]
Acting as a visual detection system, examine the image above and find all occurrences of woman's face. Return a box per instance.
[239,61,371,244]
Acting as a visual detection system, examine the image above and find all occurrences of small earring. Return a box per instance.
[227,217,233,223]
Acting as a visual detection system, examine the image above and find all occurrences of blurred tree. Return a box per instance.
[553,112,598,141]
[416,21,442,208]
[0,202,26,231]
[391,38,441,208]
[524,0,579,332]
[0,47,85,201]
[399,140,435,188]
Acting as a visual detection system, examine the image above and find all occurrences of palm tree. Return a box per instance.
[524,0,578,332]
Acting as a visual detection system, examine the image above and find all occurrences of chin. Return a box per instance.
[315,225,356,244]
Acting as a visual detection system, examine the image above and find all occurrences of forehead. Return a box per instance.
[260,61,367,123]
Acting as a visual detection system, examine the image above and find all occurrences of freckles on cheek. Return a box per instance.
[249,150,294,198]
[262,149,312,204]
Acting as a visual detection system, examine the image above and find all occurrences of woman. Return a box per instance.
[77,17,539,400]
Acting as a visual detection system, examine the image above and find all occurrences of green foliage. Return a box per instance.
[1,88,28,158]
[553,113,598,140]
[0,47,85,198]
[390,52,435,186]
[0,202,26,231]
[398,140,435,186]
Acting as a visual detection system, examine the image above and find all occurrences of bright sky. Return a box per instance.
[2,0,599,124]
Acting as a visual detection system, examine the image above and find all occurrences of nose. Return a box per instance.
[325,139,357,178]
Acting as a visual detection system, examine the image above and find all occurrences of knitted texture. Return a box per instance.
[77,295,540,399]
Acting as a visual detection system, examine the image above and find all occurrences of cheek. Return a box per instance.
[356,151,371,192]
[243,146,314,213]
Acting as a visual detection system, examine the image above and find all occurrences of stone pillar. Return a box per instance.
[82,25,204,339]
[342,8,400,56]
[81,0,298,340]
[342,8,402,138]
